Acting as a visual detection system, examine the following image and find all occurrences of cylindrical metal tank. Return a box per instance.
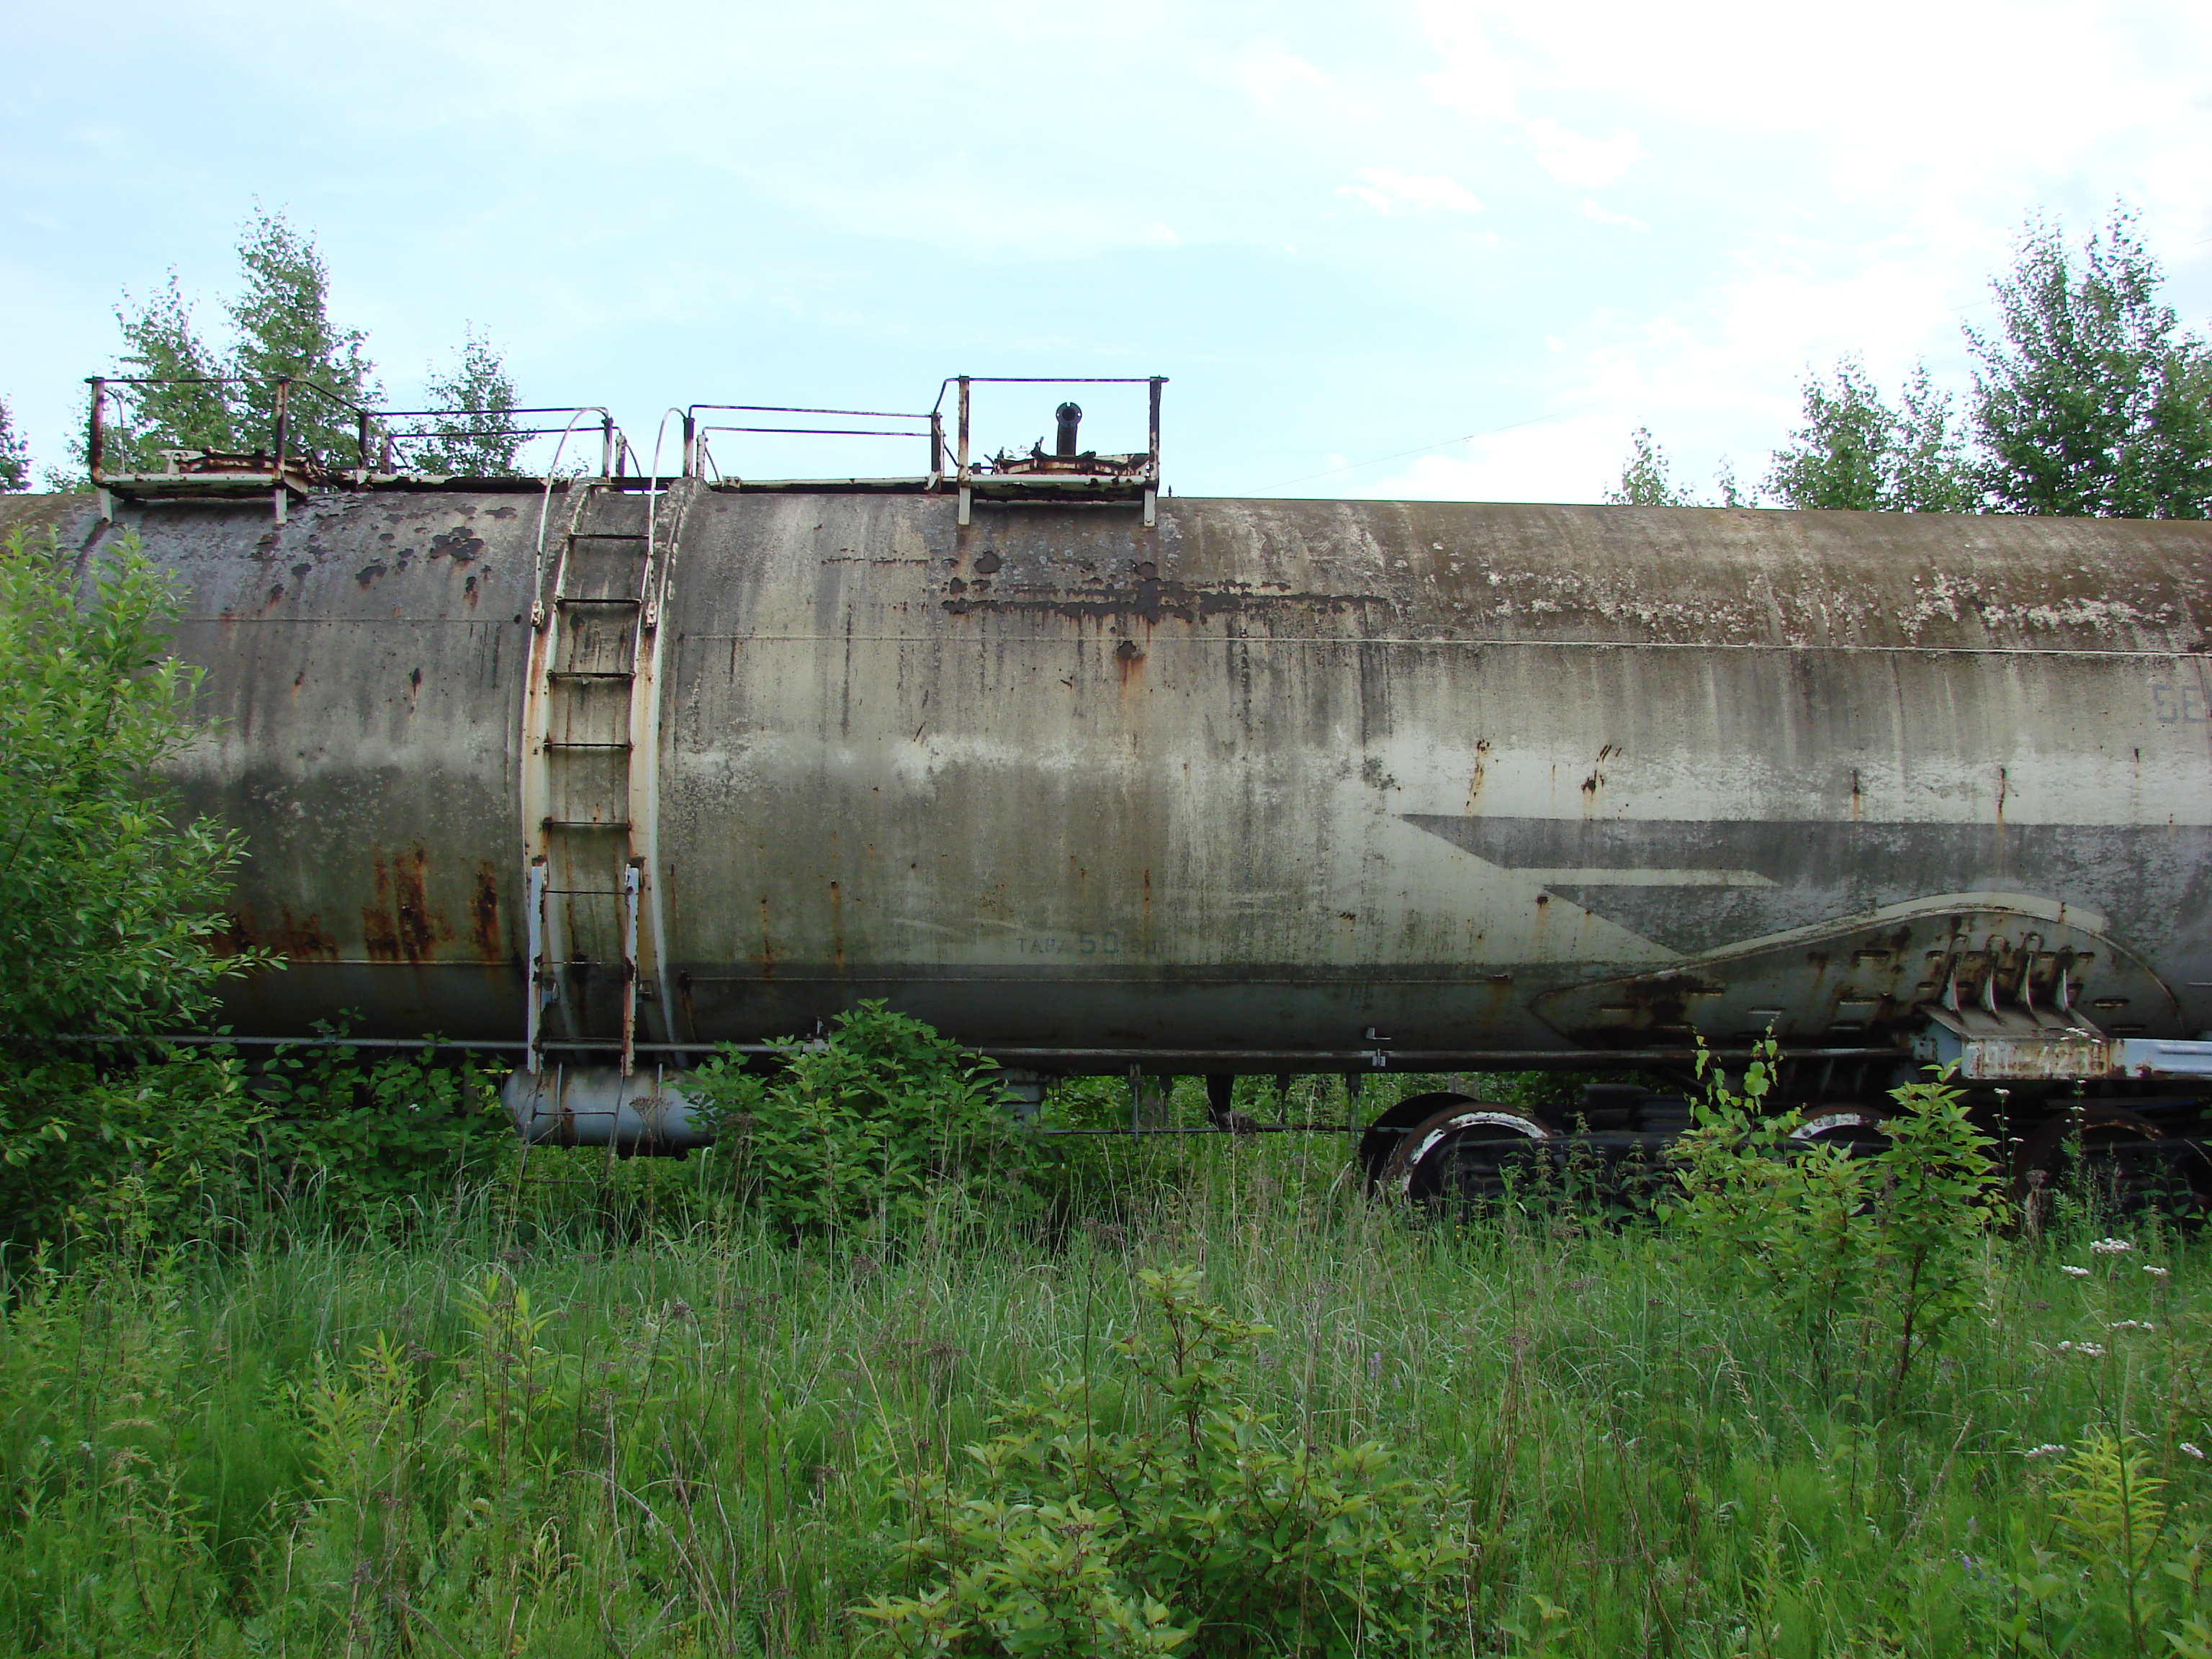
[7,484,2211,1084]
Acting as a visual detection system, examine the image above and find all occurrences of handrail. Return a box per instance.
[682,401,943,480]
[87,372,611,483]
[929,374,1166,415]
[84,374,1165,499]
[938,375,1165,526]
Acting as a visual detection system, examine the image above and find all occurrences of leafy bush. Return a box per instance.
[1664,1040,2003,1399]
[0,527,261,1042]
[1663,1038,1874,1372]
[856,1264,1472,1658]
[688,1002,1040,1236]
[0,1046,260,1248]
[239,1036,511,1223]
[0,1039,508,1250]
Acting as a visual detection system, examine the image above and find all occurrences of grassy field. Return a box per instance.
[1,1086,2207,1659]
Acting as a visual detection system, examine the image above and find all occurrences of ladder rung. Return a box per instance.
[544,886,628,895]
[544,740,634,750]
[569,531,648,543]
[557,595,642,606]
[542,818,633,830]
[546,670,634,682]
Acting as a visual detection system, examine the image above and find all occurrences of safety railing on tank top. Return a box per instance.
[673,377,1166,523]
[934,375,1164,526]
[83,372,1168,519]
[679,403,945,488]
[84,374,639,522]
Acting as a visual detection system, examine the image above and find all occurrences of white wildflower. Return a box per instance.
[2109,1320,2157,1332]
[2022,1444,2068,1458]
[2074,1342,2108,1357]
[2057,1341,2073,1351]
[2185,1444,2206,1460]
[2091,1238,2135,1256]
[2146,1265,2171,1278]
[2062,1266,2090,1277]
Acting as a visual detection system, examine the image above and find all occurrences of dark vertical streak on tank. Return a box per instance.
[362,853,401,962]
[1115,637,1144,691]
[392,847,440,962]
[472,862,505,962]
[840,606,856,738]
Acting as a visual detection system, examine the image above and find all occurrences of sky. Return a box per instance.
[4,0,2210,502]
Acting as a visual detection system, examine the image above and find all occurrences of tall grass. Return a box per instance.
[0,1100,2206,1656]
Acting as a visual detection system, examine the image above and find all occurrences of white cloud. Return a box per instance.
[1336,167,1485,214]
[1524,117,1642,188]
[1414,0,2212,230]
[1580,199,1645,230]
[1232,40,1334,105]
[5,0,2210,499]
[1357,410,1617,503]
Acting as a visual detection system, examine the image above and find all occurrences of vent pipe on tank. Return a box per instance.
[1055,402,1083,457]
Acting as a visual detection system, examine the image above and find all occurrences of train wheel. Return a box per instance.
[1377,1103,1563,1208]
[1357,1092,1478,1192]
[2009,1105,2208,1223]
[1789,1105,1894,1155]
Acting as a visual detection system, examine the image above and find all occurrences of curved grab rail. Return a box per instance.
[531,408,621,588]
[644,408,689,565]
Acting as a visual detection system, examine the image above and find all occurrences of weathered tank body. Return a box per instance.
[8,480,2212,1095]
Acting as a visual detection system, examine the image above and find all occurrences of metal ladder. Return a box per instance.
[520,482,685,1074]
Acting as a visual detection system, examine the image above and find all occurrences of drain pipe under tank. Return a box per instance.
[504,1066,709,1154]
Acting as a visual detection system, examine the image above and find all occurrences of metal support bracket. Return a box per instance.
[620,863,642,1076]
[524,860,549,1071]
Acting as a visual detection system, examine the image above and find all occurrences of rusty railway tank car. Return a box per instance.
[9,377,2212,1200]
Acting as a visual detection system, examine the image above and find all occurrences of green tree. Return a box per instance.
[1604,426,1695,505]
[111,271,238,471]
[225,212,381,469]
[0,528,257,1040]
[0,397,28,492]
[410,328,526,477]
[94,210,514,481]
[1969,209,2212,518]
[97,217,372,476]
[1766,357,1972,511]
[1892,364,1977,511]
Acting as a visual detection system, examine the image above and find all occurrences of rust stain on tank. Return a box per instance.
[254,905,341,961]
[391,846,444,961]
[361,863,401,961]
[755,896,777,978]
[939,564,1386,627]
[1115,637,1146,691]
[217,906,261,958]
[470,862,504,962]
[362,847,451,963]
